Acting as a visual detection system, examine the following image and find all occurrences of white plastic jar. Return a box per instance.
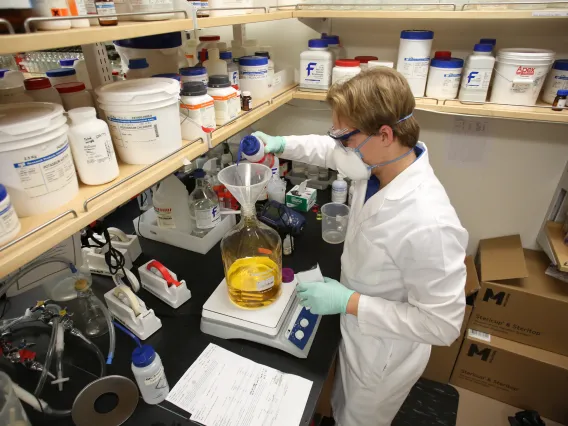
[426,57,464,99]
[55,82,95,111]
[46,68,79,86]
[180,81,216,140]
[33,0,72,31]
[0,184,21,245]
[396,30,434,97]
[332,59,361,85]
[542,59,568,104]
[196,35,221,64]
[23,77,63,105]
[459,43,496,103]
[300,39,333,91]
[354,56,378,70]
[126,58,151,79]
[67,107,119,185]
[490,48,555,106]
[95,78,182,165]
[179,66,208,85]
[321,35,346,63]
[239,56,269,99]
[207,75,240,126]
[0,102,78,217]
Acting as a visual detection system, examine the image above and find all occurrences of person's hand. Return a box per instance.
[252,131,286,154]
[296,277,355,315]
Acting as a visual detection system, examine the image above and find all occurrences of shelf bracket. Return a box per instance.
[0,18,15,35]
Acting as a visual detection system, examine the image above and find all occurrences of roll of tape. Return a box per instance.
[113,285,141,316]
[107,227,129,242]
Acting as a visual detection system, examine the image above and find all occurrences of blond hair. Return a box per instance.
[326,67,419,148]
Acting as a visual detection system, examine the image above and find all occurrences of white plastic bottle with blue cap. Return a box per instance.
[459,44,496,103]
[126,58,151,79]
[131,344,169,404]
[240,135,280,177]
[300,39,333,90]
[396,30,434,97]
[0,184,21,245]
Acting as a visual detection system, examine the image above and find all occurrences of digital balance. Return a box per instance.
[200,163,321,358]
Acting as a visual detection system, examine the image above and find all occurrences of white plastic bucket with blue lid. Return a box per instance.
[0,102,78,217]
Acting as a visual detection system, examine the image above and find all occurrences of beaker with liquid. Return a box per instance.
[218,163,282,309]
[321,202,350,244]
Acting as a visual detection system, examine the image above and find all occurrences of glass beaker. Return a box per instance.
[0,371,32,426]
[321,202,350,244]
[218,163,282,309]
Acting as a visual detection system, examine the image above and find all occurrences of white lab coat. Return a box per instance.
[280,136,468,426]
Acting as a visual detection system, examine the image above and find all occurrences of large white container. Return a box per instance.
[114,32,182,75]
[396,30,434,97]
[207,75,239,125]
[179,66,208,85]
[55,82,95,111]
[208,0,253,16]
[300,39,333,91]
[254,51,274,88]
[0,103,78,217]
[180,81,216,141]
[153,174,192,233]
[33,0,72,31]
[239,56,269,99]
[459,43,496,103]
[426,58,463,100]
[542,59,568,104]
[129,0,174,20]
[490,48,555,106]
[126,58,152,79]
[203,48,228,77]
[67,107,119,185]
[23,77,63,105]
[96,78,182,165]
[196,35,221,64]
[0,184,21,245]
[332,59,361,85]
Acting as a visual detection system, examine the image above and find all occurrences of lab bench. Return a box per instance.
[18,190,343,426]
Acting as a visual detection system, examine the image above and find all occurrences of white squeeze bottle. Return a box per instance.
[240,135,280,177]
[332,174,348,204]
[131,345,169,405]
[204,48,228,77]
[459,43,496,103]
[153,175,192,233]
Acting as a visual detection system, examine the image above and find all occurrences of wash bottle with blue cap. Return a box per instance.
[239,135,280,177]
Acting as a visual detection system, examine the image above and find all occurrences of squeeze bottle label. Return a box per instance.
[144,366,165,386]
[195,205,221,229]
[107,114,160,147]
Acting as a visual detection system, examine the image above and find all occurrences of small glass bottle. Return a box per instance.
[75,279,108,337]
[241,91,252,111]
[552,89,568,112]
[189,169,221,238]
[95,0,117,26]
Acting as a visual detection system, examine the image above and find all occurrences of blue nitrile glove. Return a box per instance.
[296,277,355,315]
[252,131,286,154]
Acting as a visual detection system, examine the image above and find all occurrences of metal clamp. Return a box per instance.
[0,18,15,35]
[24,9,191,33]
[462,1,567,9]
[296,3,456,10]
[0,209,78,253]
[83,137,204,212]
[192,6,269,30]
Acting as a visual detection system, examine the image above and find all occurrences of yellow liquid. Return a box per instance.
[226,256,281,309]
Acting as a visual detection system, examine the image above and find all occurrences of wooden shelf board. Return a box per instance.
[545,221,568,272]
[198,10,293,28]
[0,140,207,279]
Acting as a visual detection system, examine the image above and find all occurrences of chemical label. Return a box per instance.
[300,59,331,87]
[144,366,165,386]
[95,2,117,19]
[401,57,429,78]
[85,0,97,14]
[180,101,216,132]
[130,0,173,10]
[0,203,19,236]
[229,70,239,88]
[13,141,76,199]
[462,69,492,90]
[155,206,175,228]
[511,79,531,93]
[468,329,491,343]
[107,114,160,148]
[240,66,268,80]
[80,131,115,165]
[195,205,221,229]
[50,8,70,16]
[257,275,275,292]
[211,93,239,124]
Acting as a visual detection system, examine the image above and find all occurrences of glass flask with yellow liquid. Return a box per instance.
[218,163,282,309]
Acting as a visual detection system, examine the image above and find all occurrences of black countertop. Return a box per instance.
[18,190,343,426]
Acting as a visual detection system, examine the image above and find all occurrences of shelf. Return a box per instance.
[292,89,568,124]
[197,10,293,28]
[545,221,568,272]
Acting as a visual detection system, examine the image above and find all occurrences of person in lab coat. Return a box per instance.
[252,67,468,426]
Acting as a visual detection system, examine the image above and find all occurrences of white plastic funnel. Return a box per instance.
[218,163,272,206]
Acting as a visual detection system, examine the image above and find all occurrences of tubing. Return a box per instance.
[13,382,71,417]
[93,296,115,365]
[71,329,107,377]
[55,324,65,391]
[34,317,60,396]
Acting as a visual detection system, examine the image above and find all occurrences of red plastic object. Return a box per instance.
[199,35,220,41]
[147,260,182,287]
[24,77,52,90]
[335,59,360,67]
[54,81,86,93]
[434,51,452,59]
[354,55,378,64]
[19,349,36,361]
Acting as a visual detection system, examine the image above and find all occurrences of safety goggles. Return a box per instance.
[327,126,360,142]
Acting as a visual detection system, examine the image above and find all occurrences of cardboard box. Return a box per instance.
[286,185,316,212]
[471,235,568,356]
[422,256,481,383]
[450,333,568,425]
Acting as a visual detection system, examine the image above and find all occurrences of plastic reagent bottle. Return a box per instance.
[300,39,332,90]
[153,175,192,233]
[220,51,239,89]
[240,135,280,177]
[204,48,228,77]
[459,43,496,103]
[126,58,151,79]
[67,107,119,185]
[131,345,169,405]
[189,169,221,237]
[332,174,348,204]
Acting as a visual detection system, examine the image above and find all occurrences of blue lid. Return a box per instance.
[220,51,232,60]
[132,345,156,368]
[193,168,206,178]
[308,39,328,48]
[152,73,181,81]
[59,59,77,66]
[553,59,568,71]
[179,66,207,76]
[241,135,261,156]
[322,34,340,45]
[400,30,434,40]
[479,38,497,46]
[129,58,149,69]
[431,58,464,68]
[558,89,568,96]
[114,32,182,49]
[239,56,268,66]
[0,69,8,78]
[0,184,7,203]
[46,68,76,77]
[474,43,493,53]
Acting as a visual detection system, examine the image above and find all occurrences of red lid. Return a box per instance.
[354,55,378,63]
[199,35,220,41]
[336,59,360,67]
[54,82,86,93]
[434,51,452,59]
[24,77,52,90]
